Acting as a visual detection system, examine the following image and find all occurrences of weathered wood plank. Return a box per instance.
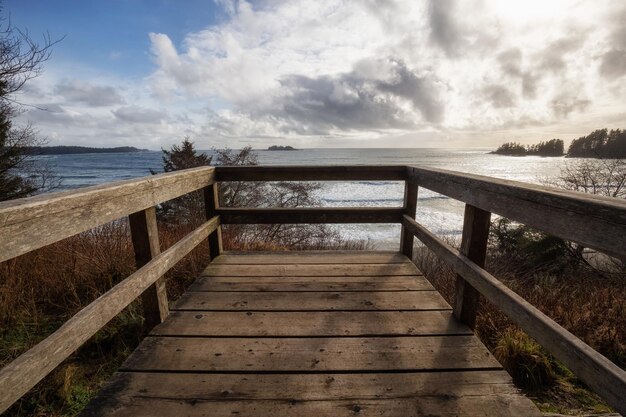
[121,336,502,372]
[215,165,406,181]
[151,311,470,336]
[202,263,420,277]
[173,291,450,311]
[399,180,418,258]
[81,371,540,417]
[0,216,220,414]
[217,207,403,224]
[189,275,432,291]
[129,207,168,329]
[454,204,491,328]
[401,214,626,416]
[0,166,215,263]
[212,251,410,264]
[407,165,626,259]
[203,183,222,259]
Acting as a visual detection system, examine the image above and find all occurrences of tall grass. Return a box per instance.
[413,236,626,414]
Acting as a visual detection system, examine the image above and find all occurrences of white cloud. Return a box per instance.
[13,0,626,148]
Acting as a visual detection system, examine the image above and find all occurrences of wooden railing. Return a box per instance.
[0,164,625,415]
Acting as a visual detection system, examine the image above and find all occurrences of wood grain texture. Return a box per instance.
[172,290,450,311]
[120,336,502,372]
[189,275,431,291]
[215,165,406,181]
[129,207,168,329]
[217,207,403,224]
[454,204,491,328]
[81,371,540,417]
[0,216,220,414]
[407,165,626,259]
[202,263,420,277]
[0,166,215,263]
[212,251,411,264]
[151,310,470,336]
[203,183,222,259]
[399,180,418,258]
[401,214,626,415]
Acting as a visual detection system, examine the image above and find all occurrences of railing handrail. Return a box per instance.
[0,166,216,263]
[1,164,625,414]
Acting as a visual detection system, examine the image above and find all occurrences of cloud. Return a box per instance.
[54,80,125,107]
[482,85,516,108]
[112,106,167,124]
[550,92,591,118]
[599,7,626,80]
[247,58,444,134]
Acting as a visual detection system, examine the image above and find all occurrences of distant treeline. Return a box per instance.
[22,146,147,155]
[567,129,626,158]
[493,139,564,156]
[493,128,626,158]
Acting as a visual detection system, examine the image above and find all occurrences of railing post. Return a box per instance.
[204,182,223,259]
[128,206,168,329]
[454,204,491,328]
[399,181,418,258]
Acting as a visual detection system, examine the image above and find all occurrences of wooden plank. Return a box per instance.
[81,371,540,417]
[202,263,420,277]
[121,336,502,372]
[215,165,406,181]
[203,183,222,259]
[173,291,450,311]
[401,214,626,416]
[217,207,403,224]
[454,204,491,329]
[189,275,432,291]
[0,166,215,263]
[129,207,169,329]
[407,165,626,259]
[0,216,220,414]
[151,311,471,336]
[399,180,418,258]
[212,251,410,264]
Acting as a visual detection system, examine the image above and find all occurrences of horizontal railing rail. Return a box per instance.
[0,167,220,413]
[1,163,625,414]
[406,165,626,259]
[0,166,216,263]
[400,214,626,415]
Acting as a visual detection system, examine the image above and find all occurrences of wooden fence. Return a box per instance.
[0,164,625,415]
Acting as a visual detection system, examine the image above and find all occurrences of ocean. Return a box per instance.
[38,148,572,249]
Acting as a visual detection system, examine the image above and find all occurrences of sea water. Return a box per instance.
[35,148,572,249]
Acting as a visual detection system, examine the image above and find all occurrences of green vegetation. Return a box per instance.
[492,139,564,156]
[567,128,626,158]
[414,158,626,414]
[494,128,626,158]
[0,10,57,201]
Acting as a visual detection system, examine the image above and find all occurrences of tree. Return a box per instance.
[152,137,212,224]
[155,138,343,249]
[0,9,59,201]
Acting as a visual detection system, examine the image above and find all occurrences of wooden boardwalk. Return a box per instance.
[82,251,540,416]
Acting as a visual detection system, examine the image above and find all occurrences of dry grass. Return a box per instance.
[414,238,626,415]
[0,218,369,416]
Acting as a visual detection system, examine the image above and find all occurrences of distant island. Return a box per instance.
[24,146,148,155]
[492,139,564,157]
[493,128,626,158]
[267,145,297,151]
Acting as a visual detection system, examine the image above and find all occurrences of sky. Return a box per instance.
[6,0,626,149]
